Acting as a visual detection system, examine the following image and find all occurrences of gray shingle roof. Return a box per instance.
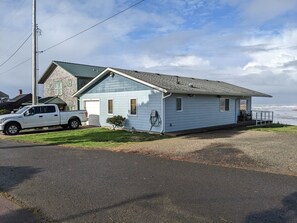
[0,91,9,98]
[39,61,106,84]
[111,68,271,97]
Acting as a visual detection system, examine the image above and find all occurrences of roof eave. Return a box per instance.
[73,68,167,97]
[168,90,272,97]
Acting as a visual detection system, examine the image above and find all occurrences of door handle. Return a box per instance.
[54,114,58,116]
[39,115,43,118]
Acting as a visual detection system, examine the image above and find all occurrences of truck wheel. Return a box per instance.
[5,123,20,135]
[68,119,80,129]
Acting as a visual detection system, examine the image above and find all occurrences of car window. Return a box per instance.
[43,106,56,113]
[27,107,41,115]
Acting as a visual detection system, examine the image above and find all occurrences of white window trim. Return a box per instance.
[107,99,113,115]
[176,97,183,112]
[54,80,63,96]
[220,98,230,112]
[129,98,137,116]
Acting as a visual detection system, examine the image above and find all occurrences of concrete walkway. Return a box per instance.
[0,195,36,223]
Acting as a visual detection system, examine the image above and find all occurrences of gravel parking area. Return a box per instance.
[114,129,297,176]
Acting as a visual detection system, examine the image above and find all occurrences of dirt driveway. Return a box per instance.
[115,129,297,176]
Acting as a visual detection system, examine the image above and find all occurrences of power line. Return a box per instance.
[0,0,145,76]
[0,57,31,76]
[41,0,145,53]
[0,33,32,68]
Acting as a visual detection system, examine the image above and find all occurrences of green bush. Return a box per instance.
[106,115,126,130]
[0,109,10,115]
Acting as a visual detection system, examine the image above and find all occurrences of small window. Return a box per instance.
[130,99,137,115]
[220,98,230,112]
[108,99,113,114]
[68,79,72,87]
[54,81,62,96]
[176,98,182,111]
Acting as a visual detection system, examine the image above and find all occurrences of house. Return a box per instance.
[22,96,67,111]
[0,90,32,112]
[74,67,271,133]
[0,91,9,103]
[38,61,106,110]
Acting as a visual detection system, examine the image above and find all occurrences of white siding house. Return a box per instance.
[74,67,271,133]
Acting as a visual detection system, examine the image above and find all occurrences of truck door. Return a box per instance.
[23,106,44,128]
[41,105,60,126]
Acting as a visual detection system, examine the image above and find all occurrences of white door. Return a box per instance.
[85,100,100,126]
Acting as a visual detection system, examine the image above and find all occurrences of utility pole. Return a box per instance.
[32,0,37,105]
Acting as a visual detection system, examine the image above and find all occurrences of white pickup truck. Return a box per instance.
[0,104,88,135]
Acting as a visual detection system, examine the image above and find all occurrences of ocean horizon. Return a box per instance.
[253,104,297,126]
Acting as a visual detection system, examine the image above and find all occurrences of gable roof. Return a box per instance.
[0,91,9,98]
[74,67,272,98]
[22,96,67,106]
[10,94,32,102]
[38,61,106,84]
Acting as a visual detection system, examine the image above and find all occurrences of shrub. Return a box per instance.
[106,115,126,130]
[0,109,10,115]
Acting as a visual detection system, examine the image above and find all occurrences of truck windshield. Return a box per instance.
[15,106,30,114]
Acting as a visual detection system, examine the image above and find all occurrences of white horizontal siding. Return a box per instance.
[80,90,163,132]
[164,94,236,132]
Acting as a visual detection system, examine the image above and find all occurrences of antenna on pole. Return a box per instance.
[32,0,37,105]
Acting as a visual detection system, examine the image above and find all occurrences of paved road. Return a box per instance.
[0,140,296,223]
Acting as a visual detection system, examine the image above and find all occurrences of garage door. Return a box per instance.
[84,100,100,126]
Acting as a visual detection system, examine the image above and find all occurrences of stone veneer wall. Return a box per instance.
[43,66,78,110]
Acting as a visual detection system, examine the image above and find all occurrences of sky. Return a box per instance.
[0,0,296,105]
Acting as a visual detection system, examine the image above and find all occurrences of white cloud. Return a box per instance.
[223,0,297,23]
[240,29,297,79]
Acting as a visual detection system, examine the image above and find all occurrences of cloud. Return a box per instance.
[223,0,297,23]
[0,0,296,105]
[240,29,297,79]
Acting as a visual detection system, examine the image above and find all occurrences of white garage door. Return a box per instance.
[85,100,100,126]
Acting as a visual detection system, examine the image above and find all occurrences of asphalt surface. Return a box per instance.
[0,140,296,223]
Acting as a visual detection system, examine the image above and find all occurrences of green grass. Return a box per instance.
[247,123,297,133]
[10,127,169,149]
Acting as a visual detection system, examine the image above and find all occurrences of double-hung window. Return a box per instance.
[108,99,113,114]
[220,98,230,112]
[176,97,182,112]
[130,99,137,115]
[54,81,63,96]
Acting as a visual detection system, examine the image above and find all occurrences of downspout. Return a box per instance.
[161,92,172,134]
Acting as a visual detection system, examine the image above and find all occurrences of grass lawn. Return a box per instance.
[9,127,170,149]
[248,124,297,133]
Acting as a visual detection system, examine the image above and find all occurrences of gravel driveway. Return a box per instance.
[114,129,297,176]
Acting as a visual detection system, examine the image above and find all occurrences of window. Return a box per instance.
[54,81,63,96]
[68,79,72,87]
[108,99,113,114]
[41,106,56,113]
[176,97,182,111]
[220,98,230,112]
[27,106,41,115]
[130,99,137,115]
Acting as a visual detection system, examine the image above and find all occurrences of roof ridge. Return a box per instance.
[53,60,106,68]
[111,67,219,82]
